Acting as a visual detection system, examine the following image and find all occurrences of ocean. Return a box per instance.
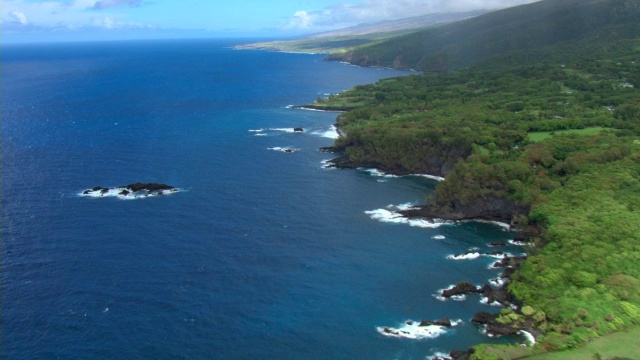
[1,39,525,359]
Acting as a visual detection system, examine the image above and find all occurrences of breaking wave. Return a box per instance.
[376,319,462,340]
[365,204,449,229]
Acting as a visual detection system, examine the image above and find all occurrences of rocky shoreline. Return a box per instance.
[322,144,541,358]
[407,202,541,358]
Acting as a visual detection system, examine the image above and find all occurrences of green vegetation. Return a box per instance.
[319,48,640,178]
[523,326,640,359]
[327,0,640,71]
[527,128,614,143]
[311,1,640,357]
[472,327,640,359]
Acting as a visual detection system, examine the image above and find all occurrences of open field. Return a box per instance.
[527,127,614,142]
[522,327,640,360]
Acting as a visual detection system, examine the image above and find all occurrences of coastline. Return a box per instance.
[318,125,541,357]
[287,104,350,112]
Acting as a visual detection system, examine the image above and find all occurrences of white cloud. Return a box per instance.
[285,0,541,29]
[9,10,28,25]
[1,0,152,32]
[286,10,313,29]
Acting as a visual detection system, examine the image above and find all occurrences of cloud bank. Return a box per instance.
[286,0,541,29]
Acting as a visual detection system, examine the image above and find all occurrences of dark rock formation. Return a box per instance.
[83,183,177,198]
[502,267,517,278]
[126,183,174,192]
[419,317,453,327]
[471,311,495,325]
[492,256,528,269]
[401,196,527,223]
[450,349,474,360]
[480,285,510,306]
[442,281,481,298]
[319,146,340,153]
[489,241,506,247]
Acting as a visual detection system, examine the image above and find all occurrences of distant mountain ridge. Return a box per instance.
[233,11,486,54]
[306,11,486,38]
[326,0,640,71]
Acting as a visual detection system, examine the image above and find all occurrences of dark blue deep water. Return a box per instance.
[2,39,523,359]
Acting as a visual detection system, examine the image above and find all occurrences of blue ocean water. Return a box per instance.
[2,39,524,359]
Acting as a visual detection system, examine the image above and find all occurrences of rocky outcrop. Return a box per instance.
[419,317,453,327]
[126,183,175,192]
[323,150,461,177]
[401,196,528,223]
[492,256,528,269]
[82,183,178,198]
[442,281,482,298]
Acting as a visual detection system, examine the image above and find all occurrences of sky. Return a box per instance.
[1,0,540,43]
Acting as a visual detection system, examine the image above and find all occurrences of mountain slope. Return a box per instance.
[326,0,640,71]
[233,11,485,54]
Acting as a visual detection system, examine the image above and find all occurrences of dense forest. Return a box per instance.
[326,0,640,72]
[313,1,640,357]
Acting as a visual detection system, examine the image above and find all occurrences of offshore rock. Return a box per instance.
[125,183,174,192]
[81,182,178,199]
[419,317,453,327]
[442,281,481,298]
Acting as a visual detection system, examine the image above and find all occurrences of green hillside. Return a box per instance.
[233,11,486,54]
[312,0,640,358]
[326,0,640,71]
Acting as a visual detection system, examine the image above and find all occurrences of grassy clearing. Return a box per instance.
[527,127,614,142]
[521,327,640,360]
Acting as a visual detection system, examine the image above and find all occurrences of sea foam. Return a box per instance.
[376,319,461,340]
[267,147,299,153]
[411,174,445,181]
[360,168,399,178]
[365,208,446,229]
[446,252,481,260]
[480,297,503,307]
[426,352,453,360]
[320,125,340,139]
[518,330,536,346]
[474,220,512,230]
[508,239,529,246]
